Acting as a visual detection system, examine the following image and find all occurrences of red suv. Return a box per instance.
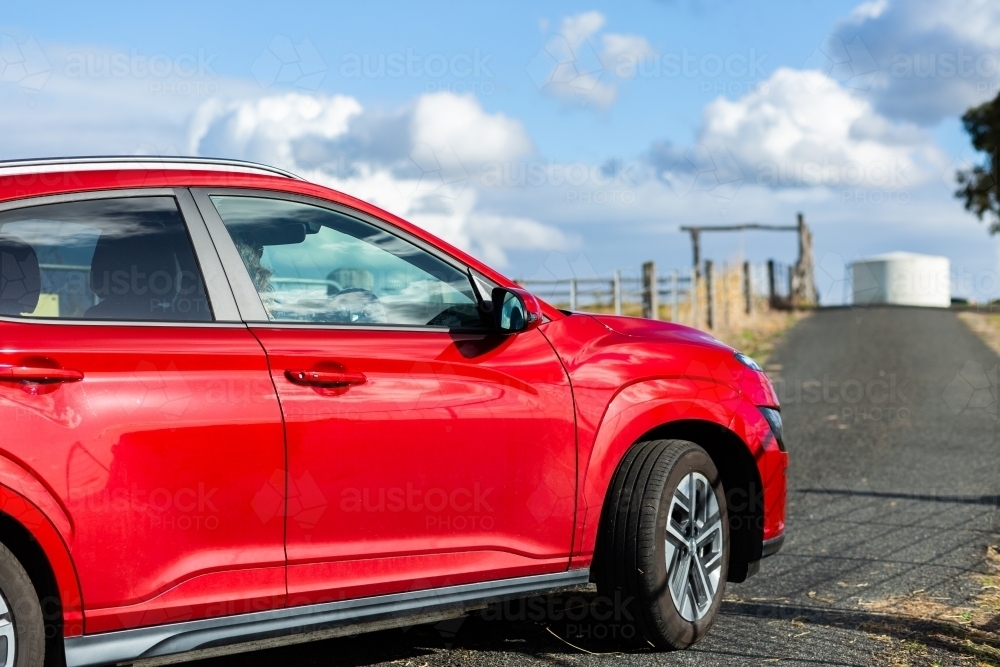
[0,157,786,667]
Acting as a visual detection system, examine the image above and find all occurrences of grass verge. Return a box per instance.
[862,543,1000,666]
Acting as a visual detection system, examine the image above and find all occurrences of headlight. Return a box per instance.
[734,351,763,371]
[758,407,785,452]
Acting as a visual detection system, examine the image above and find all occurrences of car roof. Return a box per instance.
[0,156,302,180]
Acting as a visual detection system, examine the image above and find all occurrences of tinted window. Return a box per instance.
[0,197,211,321]
[212,196,483,327]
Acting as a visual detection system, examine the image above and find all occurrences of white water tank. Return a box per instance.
[851,252,950,307]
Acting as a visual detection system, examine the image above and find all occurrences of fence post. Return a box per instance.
[788,266,794,307]
[569,278,578,311]
[743,261,753,315]
[691,267,698,327]
[722,263,730,329]
[767,259,776,308]
[613,270,622,315]
[671,269,679,322]
[792,212,816,307]
[642,261,658,320]
[705,260,714,329]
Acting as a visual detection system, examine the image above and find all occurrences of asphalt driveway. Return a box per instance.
[191,307,1000,667]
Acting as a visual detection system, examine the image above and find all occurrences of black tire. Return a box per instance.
[0,542,45,667]
[595,439,729,649]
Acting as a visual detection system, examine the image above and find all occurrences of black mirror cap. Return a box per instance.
[490,287,543,334]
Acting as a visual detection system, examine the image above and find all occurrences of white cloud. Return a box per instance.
[561,11,606,46]
[602,34,656,79]
[831,0,1000,124]
[411,92,533,164]
[190,91,569,266]
[526,11,655,108]
[658,67,947,191]
[189,92,362,167]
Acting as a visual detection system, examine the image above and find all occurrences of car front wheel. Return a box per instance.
[595,439,729,649]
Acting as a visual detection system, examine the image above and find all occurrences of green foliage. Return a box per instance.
[957,92,1000,233]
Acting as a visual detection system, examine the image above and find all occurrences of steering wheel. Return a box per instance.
[327,288,387,324]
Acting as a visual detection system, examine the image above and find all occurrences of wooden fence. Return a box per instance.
[516,259,794,331]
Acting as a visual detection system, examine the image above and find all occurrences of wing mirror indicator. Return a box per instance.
[491,287,542,334]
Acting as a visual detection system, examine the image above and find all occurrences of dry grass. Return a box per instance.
[713,310,809,366]
[860,544,1000,666]
[559,303,808,368]
[959,311,1000,356]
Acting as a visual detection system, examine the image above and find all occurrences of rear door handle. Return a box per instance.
[284,369,367,388]
[0,366,85,384]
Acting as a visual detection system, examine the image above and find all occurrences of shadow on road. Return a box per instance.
[798,488,1000,506]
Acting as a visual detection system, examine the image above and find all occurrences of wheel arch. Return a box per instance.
[0,484,85,642]
[583,400,765,584]
[573,377,768,578]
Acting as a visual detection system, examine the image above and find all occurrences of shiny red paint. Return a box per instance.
[537,314,787,568]
[0,321,287,633]
[248,326,577,606]
[0,163,786,641]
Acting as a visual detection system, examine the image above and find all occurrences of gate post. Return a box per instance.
[642,261,658,320]
[705,260,714,329]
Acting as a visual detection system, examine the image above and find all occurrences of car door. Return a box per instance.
[0,189,287,633]
[193,189,577,606]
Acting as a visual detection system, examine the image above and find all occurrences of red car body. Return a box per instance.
[0,159,786,666]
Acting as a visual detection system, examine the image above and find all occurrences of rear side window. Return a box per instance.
[0,197,212,321]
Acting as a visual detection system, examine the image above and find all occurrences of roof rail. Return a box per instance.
[0,156,302,180]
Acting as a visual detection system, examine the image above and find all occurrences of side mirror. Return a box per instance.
[491,287,543,334]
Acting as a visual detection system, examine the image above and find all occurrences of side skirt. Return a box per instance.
[64,570,591,667]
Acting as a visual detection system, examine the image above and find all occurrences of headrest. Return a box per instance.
[90,231,176,298]
[0,232,40,316]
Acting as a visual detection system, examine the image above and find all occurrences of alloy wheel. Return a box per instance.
[664,471,725,621]
[0,587,14,667]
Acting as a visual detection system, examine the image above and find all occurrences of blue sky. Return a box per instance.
[3,0,1000,302]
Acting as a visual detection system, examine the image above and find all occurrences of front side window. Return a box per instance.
[212,196,483,328]
[0,197,211,321]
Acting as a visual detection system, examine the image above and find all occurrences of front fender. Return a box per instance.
[0,455,84,636]
[570,378,743,567]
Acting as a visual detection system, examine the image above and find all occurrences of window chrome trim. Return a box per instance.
[189,188,489,330]
[249,323,453,334]
[64,569,590,667]
[0,315,247,329]
[0,188,176,212]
